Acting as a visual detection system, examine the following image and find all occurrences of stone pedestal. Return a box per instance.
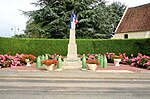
[63,29,82,69]
[66,29,78,60]
[63,59,82,69]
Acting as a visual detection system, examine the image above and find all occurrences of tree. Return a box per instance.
[108,2,126,30]
[24,0,126,39]
[12,34,28,38]
[92,1,126,38]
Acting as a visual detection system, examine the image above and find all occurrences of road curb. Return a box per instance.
[1,75,150,80]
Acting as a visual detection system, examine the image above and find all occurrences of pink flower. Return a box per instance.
[137,61,140,64]
[123,59,126,62]
[95,54,98,57]
[106,52,109,54]
[143,55,150,59]
[131,54,134,57]
[89,55,95,59]
[1,55,5,60]
[145,61,150,66]
[125,57,129,60]
[131,63,135,66]
[1,60,4,62]
[4,54,8,57]
[138,53,142,57]
[107,55,110,59]
[123,53,126,56]
[137,56,141,60]
[131,59,135,62]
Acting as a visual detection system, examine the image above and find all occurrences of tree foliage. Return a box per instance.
[23,0,126,39]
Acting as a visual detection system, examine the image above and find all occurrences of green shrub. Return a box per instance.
[0,38,68,56]
[77,39,149,56]
[0,38,149,56]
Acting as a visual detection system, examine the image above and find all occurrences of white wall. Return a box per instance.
[112,31,150,39]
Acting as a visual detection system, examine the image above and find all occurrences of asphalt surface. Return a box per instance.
[0,78,150,99]
[0,68,150,99]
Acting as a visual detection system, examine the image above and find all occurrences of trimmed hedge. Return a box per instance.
[0,38,150,56]
[0,38,68,56]
[77,39,150,56]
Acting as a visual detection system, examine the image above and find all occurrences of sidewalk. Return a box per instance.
[0,63,150,79]
[1,63,149,72]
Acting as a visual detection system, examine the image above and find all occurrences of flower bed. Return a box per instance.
[82,52,150,70]
[0,52,149,70]
[0,53,36,68]
[121,53,150,69]
[105,52,150,69]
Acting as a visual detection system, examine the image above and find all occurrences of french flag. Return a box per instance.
[71,14,78,24]
[70,13,78,29]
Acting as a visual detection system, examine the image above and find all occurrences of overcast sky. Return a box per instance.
[0,0,149,37]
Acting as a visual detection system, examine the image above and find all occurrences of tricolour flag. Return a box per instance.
[70,13,78,29]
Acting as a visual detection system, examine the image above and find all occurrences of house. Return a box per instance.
[112,3,150,39]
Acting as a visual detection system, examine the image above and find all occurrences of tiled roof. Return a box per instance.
[116,3,150,33]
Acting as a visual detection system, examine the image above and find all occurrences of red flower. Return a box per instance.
[86,59,99,65]
[42,59,58,66]
[21,54,36,64]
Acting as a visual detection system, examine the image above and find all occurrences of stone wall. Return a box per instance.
[112,31,150,39]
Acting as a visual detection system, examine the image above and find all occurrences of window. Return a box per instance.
[124,34,128,39]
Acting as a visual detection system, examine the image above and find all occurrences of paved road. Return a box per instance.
[0,78,150,99]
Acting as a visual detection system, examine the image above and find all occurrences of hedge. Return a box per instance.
[0,38,149,56]
[77,39,150,56]
[0,38,68,56]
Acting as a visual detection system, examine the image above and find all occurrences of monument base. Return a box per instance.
[62,58,82,69]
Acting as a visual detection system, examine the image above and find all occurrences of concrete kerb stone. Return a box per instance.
[95,70,134,73]
[0,69,150,80]
[1,75,150,80]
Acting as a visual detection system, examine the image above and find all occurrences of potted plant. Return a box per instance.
[21,54,36,66]
[113,55,123,66]
[42,59,58,71]
[86,59,99,71]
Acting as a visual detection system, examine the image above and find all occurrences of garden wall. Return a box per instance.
[0,38,149,56]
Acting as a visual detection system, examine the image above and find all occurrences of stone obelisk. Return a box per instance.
[66,26,78,60]
[63,12,81,69]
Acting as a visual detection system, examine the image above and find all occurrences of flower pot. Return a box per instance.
[25,59,31,66]
[45,64,55,71]
[88,64,97,71]
[114,59,121,66]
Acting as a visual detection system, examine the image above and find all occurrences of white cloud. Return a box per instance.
[0,0,37,37]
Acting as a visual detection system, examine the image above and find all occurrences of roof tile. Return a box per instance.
[116,3,150,33]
